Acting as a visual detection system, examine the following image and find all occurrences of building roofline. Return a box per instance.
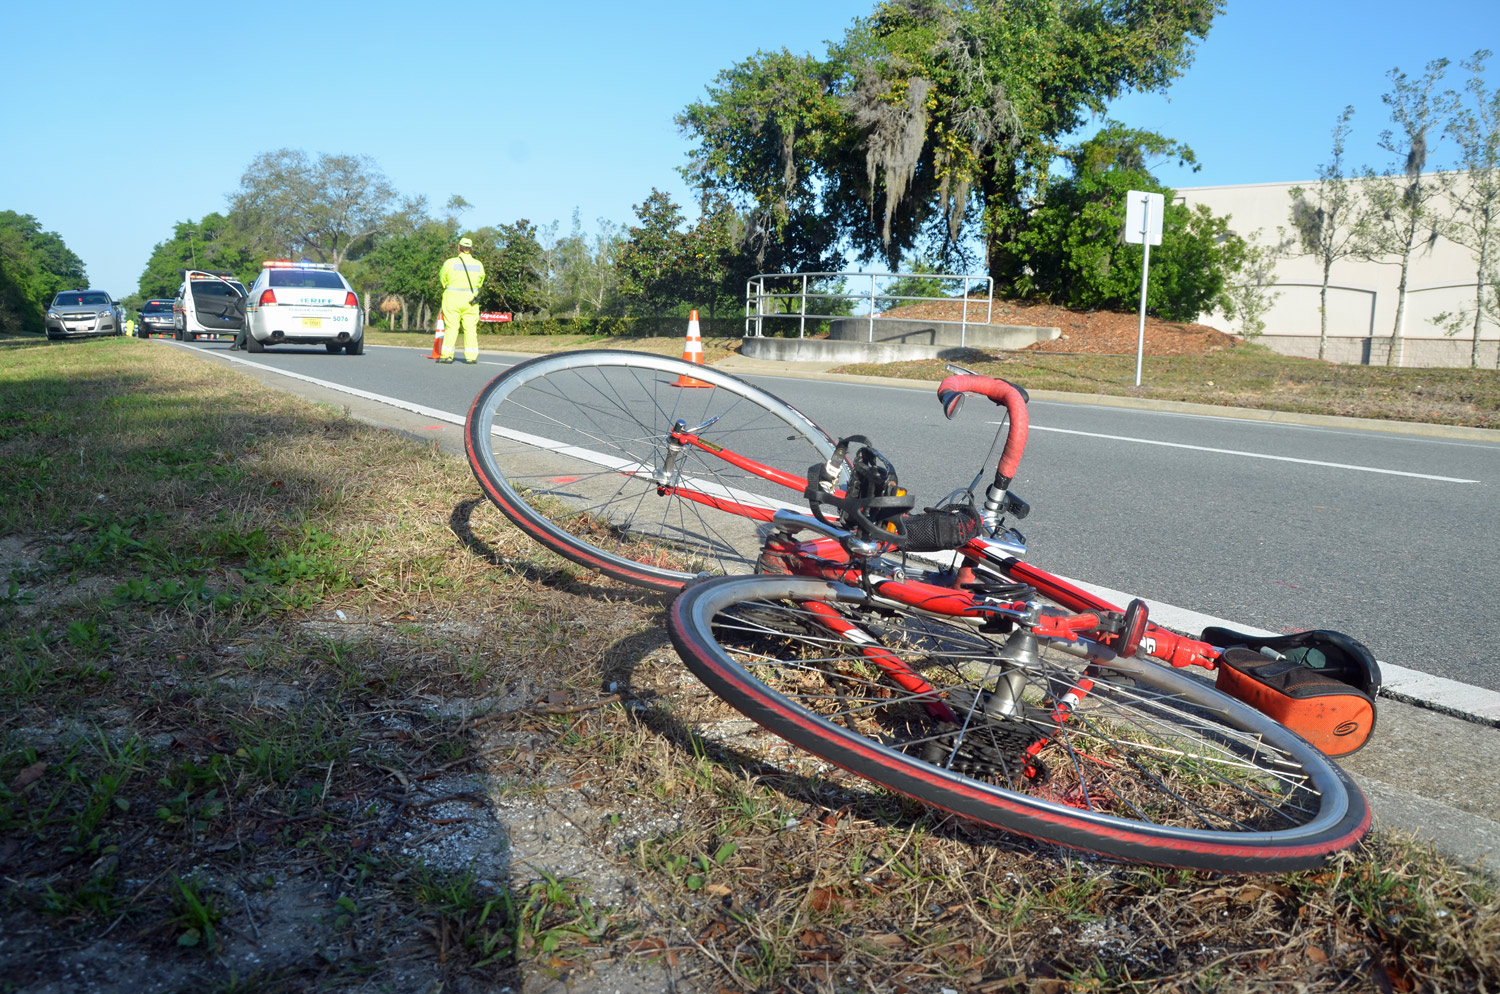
[1176,170,1464,193]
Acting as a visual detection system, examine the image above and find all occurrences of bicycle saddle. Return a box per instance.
[1200,627,1381,699]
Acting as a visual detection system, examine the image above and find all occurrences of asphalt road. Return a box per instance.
[182,339,1500,697]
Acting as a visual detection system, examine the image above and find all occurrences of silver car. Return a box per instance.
[46,290,122,339]
[242,261,364,354]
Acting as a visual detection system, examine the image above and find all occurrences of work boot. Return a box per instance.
[437,356,454,364]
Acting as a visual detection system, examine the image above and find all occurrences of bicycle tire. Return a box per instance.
[667,574,1370,872]
[465,350,839,592]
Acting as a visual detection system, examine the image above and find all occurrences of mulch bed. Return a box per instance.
[883,299,1244,357]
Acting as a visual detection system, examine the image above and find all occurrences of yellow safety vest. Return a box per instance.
[440,253,485,298]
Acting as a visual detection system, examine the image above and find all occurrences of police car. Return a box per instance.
[242,261,364,354]
[174,270,248,341]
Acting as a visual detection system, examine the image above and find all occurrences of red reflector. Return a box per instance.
[259,289,277,305]
[344,291,358,308]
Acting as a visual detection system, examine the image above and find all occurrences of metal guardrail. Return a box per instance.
[745,271,993,346]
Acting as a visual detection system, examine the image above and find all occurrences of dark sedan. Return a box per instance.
[136,299,175,337]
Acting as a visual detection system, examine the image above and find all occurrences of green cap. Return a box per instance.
[459,237,473,248]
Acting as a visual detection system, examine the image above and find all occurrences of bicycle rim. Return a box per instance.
[667,575,1369,872]
[465,351,838,591]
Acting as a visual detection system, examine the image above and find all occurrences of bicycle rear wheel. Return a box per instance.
[465,351,838,592]
[667,574,1369,872]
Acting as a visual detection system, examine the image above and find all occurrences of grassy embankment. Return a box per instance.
[0,331,1496,992]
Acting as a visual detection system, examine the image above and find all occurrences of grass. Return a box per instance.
[0,330,1496,993]
[831,341,1500,430]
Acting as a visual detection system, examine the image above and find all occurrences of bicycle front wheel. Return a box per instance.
[465,351,838,592]
[667,574,1370,873]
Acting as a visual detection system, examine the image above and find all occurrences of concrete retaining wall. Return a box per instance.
[742,336,1019,364]
[1258,335,1500,368]
[828,317,1059,350]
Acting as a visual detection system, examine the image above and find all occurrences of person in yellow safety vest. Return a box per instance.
[438,236,485,364]
[125,316,136,337]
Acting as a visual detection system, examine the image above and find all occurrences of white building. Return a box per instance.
[1177,176,1496,367]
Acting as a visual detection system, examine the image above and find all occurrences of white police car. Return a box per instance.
[241,261,364,354]
[173,270,248,341]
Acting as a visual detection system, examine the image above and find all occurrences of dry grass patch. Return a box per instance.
[831,344,1500,430]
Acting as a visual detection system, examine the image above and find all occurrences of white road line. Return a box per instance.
[1064,573,1500,724]
[182,342,1500,722]
[1024,424,1481,483]
[204,345,471,425]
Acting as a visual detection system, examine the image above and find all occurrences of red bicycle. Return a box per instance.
[466,350,1374,871]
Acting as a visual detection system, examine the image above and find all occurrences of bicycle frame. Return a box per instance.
[658,410,1225,678]
[650,410,1225,778]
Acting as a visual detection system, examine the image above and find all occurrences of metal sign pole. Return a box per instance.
[1125,190,1162,388]
[1135,234,1151,387]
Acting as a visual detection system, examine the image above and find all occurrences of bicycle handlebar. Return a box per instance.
[936,374,1030,487]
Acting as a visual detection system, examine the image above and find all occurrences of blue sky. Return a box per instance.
[1,0,1494,296]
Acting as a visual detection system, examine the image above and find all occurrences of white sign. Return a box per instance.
[1124,190,1164,246]
[1125,190,1164,386]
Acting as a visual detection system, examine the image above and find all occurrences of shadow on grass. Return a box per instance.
[594,623,1057,865]
[446,497,673,608]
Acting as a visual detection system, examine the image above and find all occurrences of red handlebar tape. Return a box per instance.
[936,374,1030,484]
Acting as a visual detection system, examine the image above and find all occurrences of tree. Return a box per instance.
[1221,229,1291,338]
[356,221,452,328]
[0,211,88,334]
[617,190,692,315]
[615,190,760,319]
[472,221,547,316]
[996,125,1243,321]
[679,0,1223,283]
[681,192,756,320]
[1439,50,1500,368]
[0,225,46,334]
[1357,59,1456,367]
[229,149,419,267]
[1288,107,1370,360]
[877,258,951,312]
[136,213,261,300]
[552,210,625,318]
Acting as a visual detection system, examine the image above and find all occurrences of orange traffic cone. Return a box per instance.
[673,310,711,388]
[429,314,446,359]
